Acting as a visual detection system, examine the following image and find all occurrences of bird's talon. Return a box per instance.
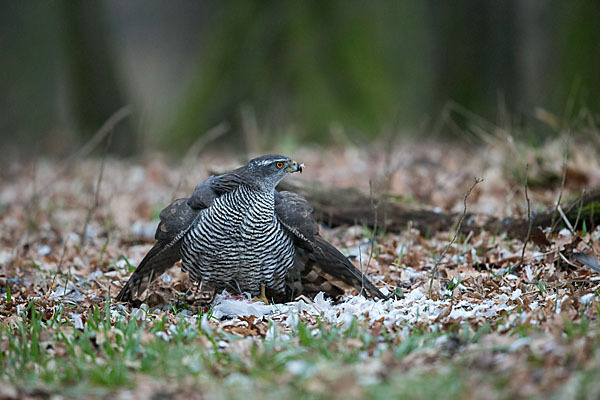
[252,285,270,304]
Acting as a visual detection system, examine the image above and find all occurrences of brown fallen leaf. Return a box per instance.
[434,303,453,323]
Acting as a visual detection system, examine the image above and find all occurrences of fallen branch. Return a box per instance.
[276,179,600,240]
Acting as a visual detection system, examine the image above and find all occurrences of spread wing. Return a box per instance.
[116,172,244,302]
[186,169,245,209]
[275,191,387,300]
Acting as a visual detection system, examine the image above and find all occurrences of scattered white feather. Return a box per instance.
[200,314,213,335]
[0,250,15,267]
[38,245,51,256]
[211,295,277,319]
[511,288,522,300]
[509,337,531,351]
[525,265,534,282]
[131,304,148,320]
[50,283,85,303]
[89,270,103,280]
[196,285,523,335]
[70,313,84,329]
[65,231,81,244]
[130,220,157,239]
[579,293,596,304]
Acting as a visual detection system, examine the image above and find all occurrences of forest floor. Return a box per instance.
[2,134,600,399]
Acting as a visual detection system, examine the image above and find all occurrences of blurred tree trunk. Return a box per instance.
[0,2,63,154]
[59,0,135,154]
[427,1,518,128]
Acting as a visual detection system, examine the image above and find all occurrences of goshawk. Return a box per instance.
[116,154,386,302]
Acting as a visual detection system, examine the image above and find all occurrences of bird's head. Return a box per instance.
[244,154,303,191]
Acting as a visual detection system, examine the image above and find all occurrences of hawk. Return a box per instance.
[116,154,386,303]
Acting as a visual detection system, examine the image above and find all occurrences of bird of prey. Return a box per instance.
[116,154,386,303]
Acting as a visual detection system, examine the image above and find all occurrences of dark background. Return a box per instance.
[1,0,599,156]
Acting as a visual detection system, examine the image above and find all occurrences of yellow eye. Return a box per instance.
[276,162,284,169]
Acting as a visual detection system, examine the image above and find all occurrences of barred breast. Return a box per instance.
[180,185,295,296]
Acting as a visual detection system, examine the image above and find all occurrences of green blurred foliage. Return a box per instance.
[0,0,599,155]
[557,0,600,119]
[168,1,429,147]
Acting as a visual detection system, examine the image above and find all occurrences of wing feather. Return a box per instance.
[276,191,386,300]
[117,172,246,302]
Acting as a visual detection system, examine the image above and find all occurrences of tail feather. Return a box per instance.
[115,241,181,302]
[310,236,387,300]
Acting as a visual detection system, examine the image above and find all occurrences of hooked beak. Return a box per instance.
[285,160,304,173]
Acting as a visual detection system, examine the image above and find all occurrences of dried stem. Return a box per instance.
[360,180,379,297]
[518,164,532,268]
[428,177,483,298]
[557,205,575,234]
[573,189,585,232]
[42,106,132,193]
[50,235,70,293]
[80,123,115,246]
[591,201,595,233]
[172,122,230,198]
[551,141,569,232]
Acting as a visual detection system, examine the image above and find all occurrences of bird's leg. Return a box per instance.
[193,280,203,298]
[189,280,215,306]
[234,280,242,296]
[253,284,270,304]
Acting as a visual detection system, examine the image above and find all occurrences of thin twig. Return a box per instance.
[241,104,260,155]
[573,189,585,232]
[172,122,230,198]
[183,122,230,166]
[360,180,379,297]
[428,177,483,298]
[80,123,115,246]
[355,242,368,301]
[557,205,575,234]
[551,139,569,232]
[558,251,579,268]
[41,106,132,193]
[518,164,532,268]
[50,236,70,293]
[63,266,72,296]
[591,201,595,234]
